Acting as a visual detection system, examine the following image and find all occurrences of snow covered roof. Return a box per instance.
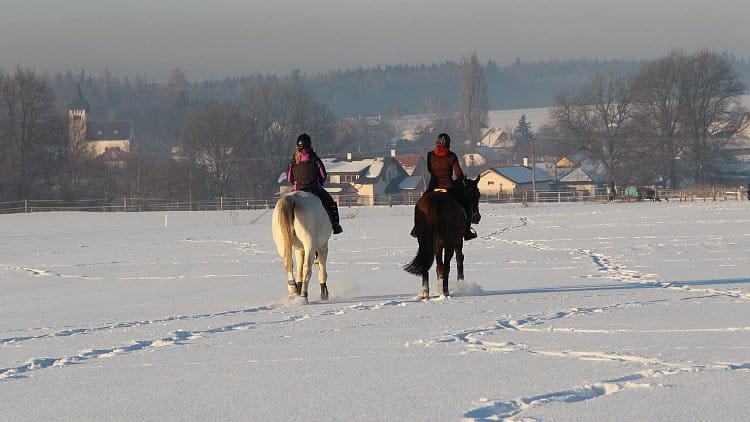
[397,175,422,190]
[324,157,386,179]
[484,166,554,184]
[478,128,513,148]
[388,129,421,145]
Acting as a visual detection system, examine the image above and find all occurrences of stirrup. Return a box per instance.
[464,228,477,241]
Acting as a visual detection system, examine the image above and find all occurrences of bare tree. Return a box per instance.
[679,50,746,184]
[458,52,489,146]
[551,73,634,182]
[241,79,334,197]
[631,50,686,187]
[424,96,448,117]
[181,102,246,197]
[0,67,61,199]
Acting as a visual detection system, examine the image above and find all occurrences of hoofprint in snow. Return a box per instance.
[1,203,748,421]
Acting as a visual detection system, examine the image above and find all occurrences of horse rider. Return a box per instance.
[412,133,477,241]
[286,133,343,234]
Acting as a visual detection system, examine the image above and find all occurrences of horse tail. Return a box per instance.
[277,194,296,273]
[404,195,438,277]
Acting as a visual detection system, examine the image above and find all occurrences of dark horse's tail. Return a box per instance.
[404,194,439,277]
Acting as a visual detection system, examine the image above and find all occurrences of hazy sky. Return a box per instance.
[1,0,749,80]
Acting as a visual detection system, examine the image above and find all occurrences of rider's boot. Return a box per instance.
[330,201,343,234]
[464,209,477,241]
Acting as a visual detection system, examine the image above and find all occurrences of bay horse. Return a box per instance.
[404,176,482,298]
[272,191,332,302]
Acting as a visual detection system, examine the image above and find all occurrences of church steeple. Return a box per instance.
[67,83,90,112]
[68,83,89,150]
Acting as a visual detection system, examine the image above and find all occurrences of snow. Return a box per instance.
[486,166,555,183]
[1,202,749,420]
[323,157,386,179]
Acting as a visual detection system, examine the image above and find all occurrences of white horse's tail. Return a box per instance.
[276,194,296,273]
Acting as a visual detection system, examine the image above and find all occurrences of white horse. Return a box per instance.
[272,191,332,302]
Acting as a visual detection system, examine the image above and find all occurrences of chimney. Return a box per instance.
[523,157,529,167]
[390,149,397,157]
[346,152,352,161]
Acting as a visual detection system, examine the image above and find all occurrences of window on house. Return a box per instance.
[113,130,118,135]
[97,130,103,135]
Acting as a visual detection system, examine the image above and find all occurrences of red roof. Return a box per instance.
[395,154,420,169]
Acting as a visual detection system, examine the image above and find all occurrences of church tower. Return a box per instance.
[68,84,90,151]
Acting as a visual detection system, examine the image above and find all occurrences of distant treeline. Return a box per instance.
[47,54,750,139]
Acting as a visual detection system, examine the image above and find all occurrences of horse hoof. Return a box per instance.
[320,285,329,301]
[295,282,303,295]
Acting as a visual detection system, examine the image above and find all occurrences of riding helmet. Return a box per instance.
[436,133,451,148]
[296,133,312,149]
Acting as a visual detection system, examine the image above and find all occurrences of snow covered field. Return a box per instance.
[1,202,749,421]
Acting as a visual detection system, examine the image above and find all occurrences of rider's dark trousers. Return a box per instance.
[300,186,340,226]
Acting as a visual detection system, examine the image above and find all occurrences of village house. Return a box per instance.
[479,166,554,197]
[393,152,429,198]
[279,153,409,206]
[68,86,134,164]
[462,146,509,177]
[555,166,608,196]
[477,127,514,156]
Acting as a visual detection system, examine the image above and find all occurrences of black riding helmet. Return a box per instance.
[296,133,312,149]
[436,133,451,148]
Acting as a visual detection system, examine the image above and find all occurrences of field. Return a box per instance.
[1,202,749,421]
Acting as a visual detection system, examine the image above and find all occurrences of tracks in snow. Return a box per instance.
[0,297,425,380]
[484,216,750,300]
[462,216,750,419]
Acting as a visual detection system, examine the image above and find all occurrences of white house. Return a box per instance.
[479,166,554,196]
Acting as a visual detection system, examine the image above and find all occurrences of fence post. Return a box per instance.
[523,191,528,207]
[220,196,224,210]
[24,199,28,213]
[558,191,561,203]
[123,197,127,212]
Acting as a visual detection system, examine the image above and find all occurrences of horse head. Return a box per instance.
[463,175,482,224]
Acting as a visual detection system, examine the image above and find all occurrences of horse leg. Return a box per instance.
[317,245,329,301]
[441,247,454,297]
[420,239,431,300]
[434,246,445,297]
[294,248,304,296]
[286,252,297,298]
[456,241,465,281]
[421,272,429,300]
[300,245,315,301]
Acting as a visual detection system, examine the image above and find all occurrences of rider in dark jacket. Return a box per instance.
[286,133,343,234]
[413,133,477,240]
